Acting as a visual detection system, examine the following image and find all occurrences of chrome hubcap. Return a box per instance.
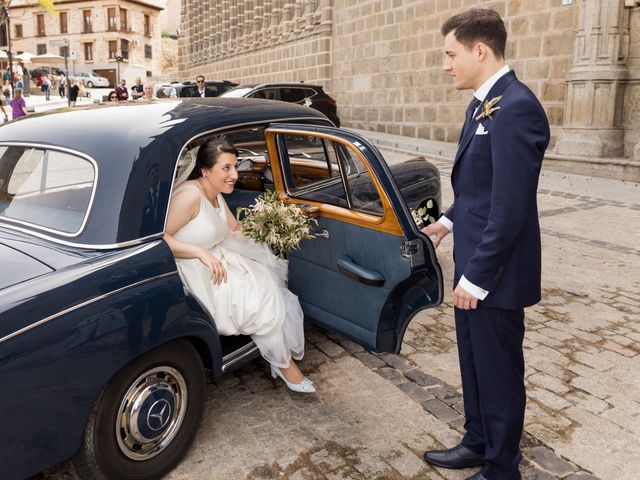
[116,366,188,461]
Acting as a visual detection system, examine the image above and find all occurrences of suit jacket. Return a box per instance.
[192,89,214,97]
[445,70,550,310]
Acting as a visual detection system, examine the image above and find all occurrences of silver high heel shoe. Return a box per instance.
[270,364,316,393]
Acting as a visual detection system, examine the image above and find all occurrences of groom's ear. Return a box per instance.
[474,41,495,62]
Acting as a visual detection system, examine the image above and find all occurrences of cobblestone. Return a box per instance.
[37,147,640,480]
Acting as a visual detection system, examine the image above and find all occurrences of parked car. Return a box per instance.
[156,80,238,98]
[0,98,442,480]
[220,82,341,127]
[69,71,110,88]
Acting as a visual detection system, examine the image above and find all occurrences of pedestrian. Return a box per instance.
[58,72,66,98]
[2,80,11,105]
[107,90,119,102]
[78,80,86,99]
[42,74,52,101]
[115,79,129,101]
[10,88,28,119]
[192,75,212,97]
[131,77,144,99]
[0,95,9,123]
[68,78,79,107]
[143,83,154,100]
[422,9,550,480]
[15,74,24,91]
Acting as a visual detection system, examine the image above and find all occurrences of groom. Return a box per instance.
[423,9,550,480]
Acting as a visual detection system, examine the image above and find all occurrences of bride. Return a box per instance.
[164,139,315,393]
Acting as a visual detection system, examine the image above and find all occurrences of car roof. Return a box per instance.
[0,98,329,247]
[234,83,324,89]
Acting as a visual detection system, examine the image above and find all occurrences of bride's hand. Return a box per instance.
[198,251,227,285]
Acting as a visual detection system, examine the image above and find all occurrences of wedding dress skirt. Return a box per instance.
[171,184,305,368]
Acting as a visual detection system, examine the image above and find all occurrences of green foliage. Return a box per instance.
[37,0,57,15]
[237,190,317,259]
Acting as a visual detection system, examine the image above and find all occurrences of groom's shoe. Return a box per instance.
[423,444,484,469]
[465,473,488,480]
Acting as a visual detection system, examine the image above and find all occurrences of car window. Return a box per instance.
[178,86,196,97]
[277,134,348,209]
[250,88,277,100]
[0,146,95,234]
[280,88,307,103]
[205,85,219,96]
[276,134,383,215]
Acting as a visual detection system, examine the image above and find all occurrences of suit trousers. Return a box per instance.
[456,305,526,480]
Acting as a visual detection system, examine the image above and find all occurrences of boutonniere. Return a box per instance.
[475,95,502,121]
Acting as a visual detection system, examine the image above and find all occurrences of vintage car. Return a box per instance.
[0,98,443,479]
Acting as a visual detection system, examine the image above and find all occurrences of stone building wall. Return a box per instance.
[4,0,165,84]
[178,0,640,168]
[178,0,333,85]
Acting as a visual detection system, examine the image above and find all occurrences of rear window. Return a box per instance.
[0,146,95,235]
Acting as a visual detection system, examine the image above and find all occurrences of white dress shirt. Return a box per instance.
[440,65,510,301]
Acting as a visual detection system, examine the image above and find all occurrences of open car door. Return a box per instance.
[265,124,443,353]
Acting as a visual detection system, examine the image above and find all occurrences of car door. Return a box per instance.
[265,124,443,353]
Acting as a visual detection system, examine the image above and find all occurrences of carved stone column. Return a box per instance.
[556,0,632,158]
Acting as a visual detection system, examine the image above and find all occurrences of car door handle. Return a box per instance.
[336,256,385,287]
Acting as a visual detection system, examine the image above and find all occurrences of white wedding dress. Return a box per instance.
[171,184,305,368]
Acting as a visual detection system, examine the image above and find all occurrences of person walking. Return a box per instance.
[68,78,79,107]
[10,88,28,119]
[42,74,52,101]
[58,73,66,98]
[422,9,550,480]
[0,95,9,123]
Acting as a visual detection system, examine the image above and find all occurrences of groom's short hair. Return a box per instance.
[441,9,507,59]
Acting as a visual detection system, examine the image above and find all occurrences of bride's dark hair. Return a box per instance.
[187,139,239,180]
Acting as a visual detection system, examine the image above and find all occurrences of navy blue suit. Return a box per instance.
[445,70,549,479]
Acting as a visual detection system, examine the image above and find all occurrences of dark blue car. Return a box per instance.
[0,98,443,479]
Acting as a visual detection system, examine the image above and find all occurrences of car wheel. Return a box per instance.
[73,340,206,480]
[86,81,94,88]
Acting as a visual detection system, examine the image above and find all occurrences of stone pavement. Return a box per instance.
[34,129,639,480]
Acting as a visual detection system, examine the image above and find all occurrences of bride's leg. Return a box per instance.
[278,359,304,384]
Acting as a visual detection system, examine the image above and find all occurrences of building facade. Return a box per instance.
[177,0,640,181]
[2,0,166,86]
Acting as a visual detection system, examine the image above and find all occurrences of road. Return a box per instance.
[32,124,640,480]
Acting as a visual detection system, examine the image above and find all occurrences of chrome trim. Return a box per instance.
[0,142,99,237]
[0,270,178,345]
[0,223,164,250]
[221,342,260,372]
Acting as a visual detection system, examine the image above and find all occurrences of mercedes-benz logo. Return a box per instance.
[147,399,172,431]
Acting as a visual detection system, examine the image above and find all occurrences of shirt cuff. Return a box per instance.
[438,215,453,232]
[459,275,489,300]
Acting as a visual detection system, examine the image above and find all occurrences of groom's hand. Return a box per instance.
[421,222,450,249]
[453,284,478,310]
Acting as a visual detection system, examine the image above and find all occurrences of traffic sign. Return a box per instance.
[70,51,77,61]
[49,38,69,47]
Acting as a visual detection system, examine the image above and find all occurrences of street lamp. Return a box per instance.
[1,5,14,93]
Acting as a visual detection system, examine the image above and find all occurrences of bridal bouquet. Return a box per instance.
[237,190,317,259]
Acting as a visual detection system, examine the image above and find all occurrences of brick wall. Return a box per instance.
[331,0,578,147]
[178,1,640,159]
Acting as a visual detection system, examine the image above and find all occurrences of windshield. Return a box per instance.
[0,146,96,235]
[219,87,254,98]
